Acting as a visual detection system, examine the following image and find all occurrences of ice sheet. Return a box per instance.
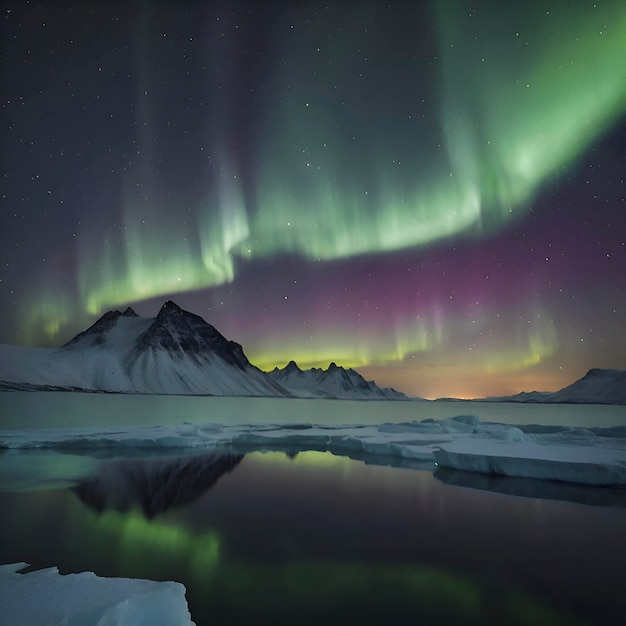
[432,438,626,485]
[0,563,195,625]
[2,415,625,485]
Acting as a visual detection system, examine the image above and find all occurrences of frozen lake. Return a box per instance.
[1,392,626,624]
[1,391,626,429]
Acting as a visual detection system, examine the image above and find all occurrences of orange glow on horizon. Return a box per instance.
[357,364,591,400]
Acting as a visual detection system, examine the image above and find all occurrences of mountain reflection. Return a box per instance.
[435,467,626,508]
[73,451,244,517]
[72,446,626,516]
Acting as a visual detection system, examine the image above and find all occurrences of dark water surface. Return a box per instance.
[1,450,625,625]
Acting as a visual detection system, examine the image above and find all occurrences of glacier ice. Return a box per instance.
[0,563,195,626]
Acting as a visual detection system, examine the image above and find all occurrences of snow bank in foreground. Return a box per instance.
[0,563,195,626]
[1,415,625,486]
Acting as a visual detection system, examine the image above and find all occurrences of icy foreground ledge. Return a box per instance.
[0,563,195,626]
[1,415,626,485]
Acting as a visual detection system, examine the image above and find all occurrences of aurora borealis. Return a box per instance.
[1,1,625,398]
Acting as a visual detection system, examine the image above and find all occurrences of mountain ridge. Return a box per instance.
[0,301,289,397]
[1,302,621,403]
[267,360,411,400]
[478,368,626,406]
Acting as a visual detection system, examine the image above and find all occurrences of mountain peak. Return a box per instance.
[267,360,408,400]
[585,368,622,378]
[157,300,184,318]
[62,309,127,348]
[481,368,626,405]
[133,301,251,370]
[2,300,293,397]
[552,368,626,404]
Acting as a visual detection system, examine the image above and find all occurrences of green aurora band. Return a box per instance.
[245,302,559,372]
[24,1,626,350]
[251,1,626,259]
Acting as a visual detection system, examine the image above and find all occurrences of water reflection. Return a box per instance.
[2,444,625,513]
[83,507,222,581]
[73,451,243,517]
[435,467,626,508]
[1,450,624,625]
[233,442,435,471]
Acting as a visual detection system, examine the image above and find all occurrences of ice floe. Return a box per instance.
[0,562,195,626]
[2,415,625,486]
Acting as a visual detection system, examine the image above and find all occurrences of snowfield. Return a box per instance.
[2,415,625,486]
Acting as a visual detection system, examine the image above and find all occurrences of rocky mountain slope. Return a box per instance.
[0,301,289,396]
[267,360,410,400]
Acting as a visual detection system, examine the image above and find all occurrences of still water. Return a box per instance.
[1,391,626,429]
[1,448,625,625]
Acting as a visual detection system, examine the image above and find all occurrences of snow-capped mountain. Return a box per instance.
[547,369,626,405]
[267,360,409,400]
[482,369,626,405]
[0,301,289,396]
[480,390,551,403]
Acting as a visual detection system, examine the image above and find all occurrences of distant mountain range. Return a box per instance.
[267,360,409,400]
[0,301,408,400]
[1,301,622,403]
[478,369,626,406]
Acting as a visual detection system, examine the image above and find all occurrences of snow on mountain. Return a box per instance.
[267,360,410,400]
[481,390,552,403]
[0,301,289,397]
[481,369,626,406]
[547,369,626,405]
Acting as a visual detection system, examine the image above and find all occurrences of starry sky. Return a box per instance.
[1,0,625,399]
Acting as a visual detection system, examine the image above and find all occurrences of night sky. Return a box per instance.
[2,1,625,399]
